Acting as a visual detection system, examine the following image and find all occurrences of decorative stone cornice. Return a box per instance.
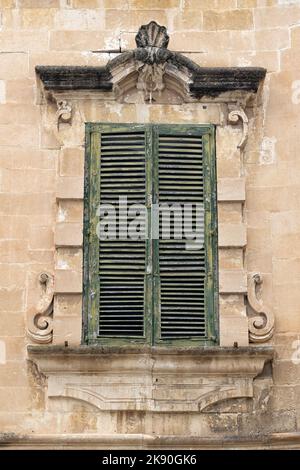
[35,21,266,102]
[247,273,275,343]
[28,345,273,413]
[27,272,54,344]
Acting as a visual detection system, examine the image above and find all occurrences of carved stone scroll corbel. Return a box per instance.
[228,107,249,150]
[247,273,274,343]
[56,99,72,130]
[27,272,54,344]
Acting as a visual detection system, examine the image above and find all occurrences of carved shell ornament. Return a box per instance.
[135,21,169,49]
[134,21,171,103]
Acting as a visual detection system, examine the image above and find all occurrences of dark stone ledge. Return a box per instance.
[36,63,266,97]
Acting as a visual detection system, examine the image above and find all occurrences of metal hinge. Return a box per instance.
[146,194,152,208]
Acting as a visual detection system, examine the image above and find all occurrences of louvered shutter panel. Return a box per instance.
[157,130,207,339]
[98,129,147,338]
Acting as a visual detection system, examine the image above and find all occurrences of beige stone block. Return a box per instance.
[237,0,257,6]
[0,31,49,52]
[255,29,290,51]
[219,314,249,347]
[56,248,82,272]
[54,9,104,30]
[56,177,84,200]
[0,363,29,387]
[219,248,244,271]
[103,0,129,7]
[1,168,55,193]
[273,259,300,287]
[54,294,82,317]
[0,288,24,311]
[55,269,83,294]
[229,51,279,72]
[0,337,26,361]
[105,9,168,31]
[19,0,59,6]
[0,387,40,412]
[0,264,27,289]
[60,148,84,177]
[0,125,39,148]
[29,225,53,250]
[185,0,237,9]
[0,81,5,105]
[53,315,82,346]
[203,9,253,31]
[0,215,29,239]
[21,8,56,29]
[5,79,35,104]
[57,200,84,223]
[246,249,272,273]
[0,193,54,216]
[173,10,203,31]
[0,313,24,337]
[0,0,16,7]
[0,240,29,263]
[129,0,179,7]
[0,148,57,170]
[148,103,221,125]
[50,31,105,51]
[247,227,271,252]
[218,224,246,247]
[254,5,300,30]
[218,178,245,202]
[218,203,242,224]
[170,31,232,53]
[219,270,247,293]
[0,54,28,79]
[273,360,300,385]
[55,223,83,247]
[290,25,300,49]
[74,0,102,6]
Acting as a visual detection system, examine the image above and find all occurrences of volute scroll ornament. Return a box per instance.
[247,273,274,343]
[228,107,249,150]
[27,272,54,344]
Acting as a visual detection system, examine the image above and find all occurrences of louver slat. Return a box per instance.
[98,132,146,337]
[158,133,206,339]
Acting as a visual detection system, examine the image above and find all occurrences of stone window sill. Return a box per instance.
[28,345,273,413]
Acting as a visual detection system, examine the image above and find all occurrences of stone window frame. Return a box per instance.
[27,21,275,416]
[28,21,273,349]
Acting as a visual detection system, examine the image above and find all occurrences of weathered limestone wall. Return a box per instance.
[0,0,300,448]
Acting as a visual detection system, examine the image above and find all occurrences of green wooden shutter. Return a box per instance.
[85,124,152,344]
[153,125,215,343]
[84,123,217,345]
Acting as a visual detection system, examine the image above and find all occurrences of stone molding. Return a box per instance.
[1,431,300,450]
[28,346,273,413]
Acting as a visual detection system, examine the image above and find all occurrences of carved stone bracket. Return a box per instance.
[228,106,249,149]
[247,273,274,343]
[56,99,72,130]
[27,272,54,344]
